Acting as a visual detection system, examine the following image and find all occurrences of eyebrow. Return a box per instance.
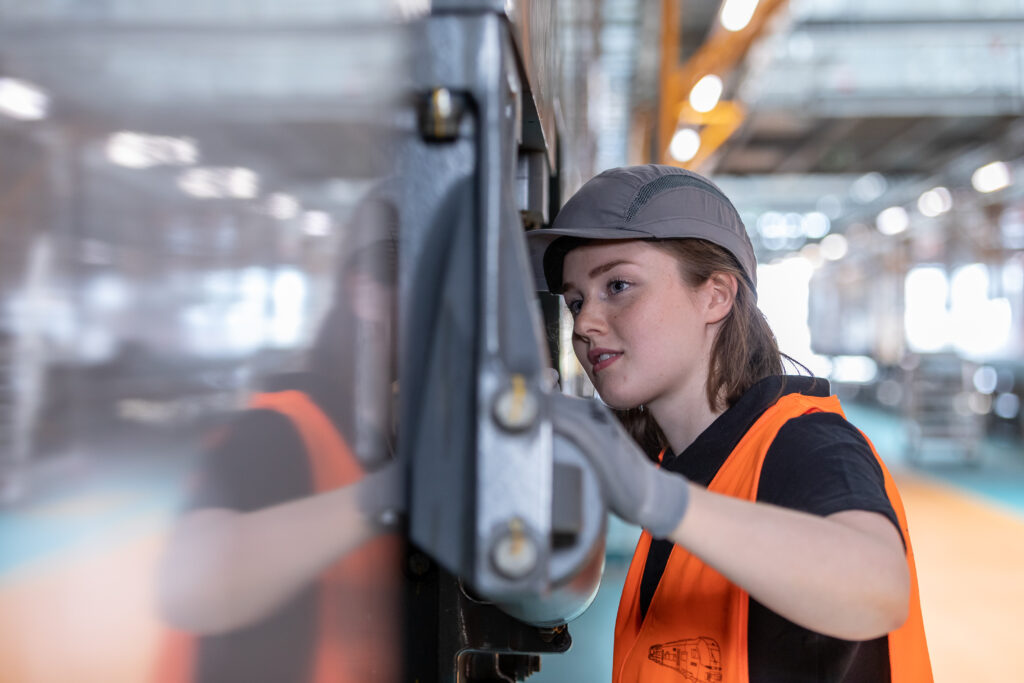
[560,259,636,294]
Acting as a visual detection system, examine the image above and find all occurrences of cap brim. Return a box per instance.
[525,225,656,292]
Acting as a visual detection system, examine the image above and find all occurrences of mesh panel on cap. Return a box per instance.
[624,173,739,223]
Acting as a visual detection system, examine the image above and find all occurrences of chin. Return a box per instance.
[593,388,645,412]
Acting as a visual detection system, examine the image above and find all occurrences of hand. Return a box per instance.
[548,393,690,538]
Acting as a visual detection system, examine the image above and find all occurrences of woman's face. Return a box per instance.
[561,240,720,412]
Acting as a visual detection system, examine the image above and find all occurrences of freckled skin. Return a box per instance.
[562,240,719,420]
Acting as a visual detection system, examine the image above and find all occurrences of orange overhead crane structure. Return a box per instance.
[656,0,789,170]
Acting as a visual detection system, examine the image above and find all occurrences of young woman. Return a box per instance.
[529,165,932,683]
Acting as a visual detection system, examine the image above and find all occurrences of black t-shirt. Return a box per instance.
[637,376,901,683]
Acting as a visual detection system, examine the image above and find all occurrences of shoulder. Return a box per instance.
[771,409,874,458]
[757,411,900,531]
[187,407,313,512]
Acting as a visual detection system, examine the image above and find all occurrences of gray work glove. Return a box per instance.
[549,393,690,539]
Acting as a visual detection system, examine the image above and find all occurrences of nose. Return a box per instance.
[572,298,606,344]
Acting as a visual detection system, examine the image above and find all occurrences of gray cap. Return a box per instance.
[527,165,757,292]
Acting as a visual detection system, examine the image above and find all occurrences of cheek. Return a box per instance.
[571,337,589,365]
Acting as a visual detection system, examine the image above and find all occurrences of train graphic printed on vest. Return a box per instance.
[647,637,722,682]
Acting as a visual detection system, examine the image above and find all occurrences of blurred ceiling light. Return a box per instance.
[971,161,1011,193]
[968,392,992,416]
[178,167,260,199]
[302,211,332,237]
[669,127,701,163]
[393,0,430,18]
[820,233,848,260]
[973,366,998,394]
[0,77,49,121]
[756,211,784,237]
[830,355,878,384]
[756,211,789,250]
[950,263,1012,357]
[106,132,198,169]
[917,186,952,217]
[994,392,1020,420]
[689,75,723,113]
[904,266,949,353]
[850,172,887,203]
[876,206,909,235]
[802,211,831,239]
[228,168,259,199]
[267,193,300,220]
[720,0,760,31]
[799,243,824,267]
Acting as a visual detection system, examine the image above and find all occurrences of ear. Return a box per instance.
[701,272,738,325]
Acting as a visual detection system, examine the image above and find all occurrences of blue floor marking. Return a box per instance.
[845,404,1024,517]
[0,460,188,576]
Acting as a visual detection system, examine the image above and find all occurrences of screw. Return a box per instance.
[407,552,432,577]
[377,508,399,527]
[491,518,538,579]
[418,87,465,142]
[493,374,538,432]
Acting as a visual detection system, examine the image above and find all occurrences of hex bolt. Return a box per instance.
[407,552,432,577]
[492,374,538,432]
[377,508,399,527]
[418,87,465,142]
[490,517,538,579]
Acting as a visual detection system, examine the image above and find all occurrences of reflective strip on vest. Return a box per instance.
[612,393,933,683]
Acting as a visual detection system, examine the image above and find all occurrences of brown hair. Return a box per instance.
[613,238,784,458]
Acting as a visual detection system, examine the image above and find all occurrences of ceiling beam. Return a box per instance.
[655,0,790,168]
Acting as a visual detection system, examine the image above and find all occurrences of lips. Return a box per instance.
[588,348,622,373]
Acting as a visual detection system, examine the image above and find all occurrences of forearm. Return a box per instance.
[669,485,910,640]
[158,485,377,634]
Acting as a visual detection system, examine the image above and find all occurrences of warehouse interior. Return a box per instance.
[0,2,1022,682]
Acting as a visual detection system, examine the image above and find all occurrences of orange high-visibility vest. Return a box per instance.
[612,393,932,683]
[154,390,400,683]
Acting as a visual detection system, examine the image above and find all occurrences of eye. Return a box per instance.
[608,279,631,295]
[566,297,583,316]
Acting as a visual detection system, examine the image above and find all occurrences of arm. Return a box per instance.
[550,393,909,641]
[669,488,909,640]
[158,462,402,635]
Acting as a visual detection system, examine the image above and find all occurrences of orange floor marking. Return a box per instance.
[0,531,169,683]
[894,472,1024,683]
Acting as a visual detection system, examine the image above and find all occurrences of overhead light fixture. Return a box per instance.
[106,131,198,169]
[689,75,723,113]
[849,172,887,204]
[0,77,49,121]
[720,0,760,32]
[876,206,909,235]
[302,211,332,237]
[267,193,300,220]
[799,243,824,267]
[178,167,260,199]
[801,212,831,239]
[972,161,1011,193]
[917,186,952,217]
[820,234,848,261]
[669,128,701,163]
